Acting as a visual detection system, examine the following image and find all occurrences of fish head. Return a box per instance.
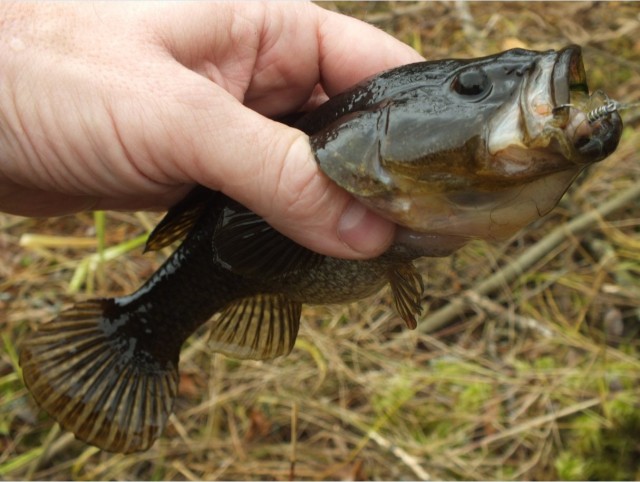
[307,45,622,256]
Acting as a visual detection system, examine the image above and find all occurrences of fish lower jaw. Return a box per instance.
[553,92,623,162]
[564,109,590,140]
[369,166,582,255]
[393,229,471,257]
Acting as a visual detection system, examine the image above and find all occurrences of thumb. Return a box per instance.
[231,128,396,259]
[155,83,395,259]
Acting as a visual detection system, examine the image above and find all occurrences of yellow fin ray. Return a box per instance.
[19,300,179,453]
[388,263,424,329]
[145,186,215,252]
[209,294,302,360]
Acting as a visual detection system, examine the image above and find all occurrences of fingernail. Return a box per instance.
[337,199,395,257]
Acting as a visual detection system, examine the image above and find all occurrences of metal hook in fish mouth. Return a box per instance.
[552,100,619,123]
[552,103,573,112]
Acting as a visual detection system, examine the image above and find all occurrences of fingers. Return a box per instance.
[314,7,425,95]
[0,2,417,260]
[152,3,424,116]
[152,80,395,258]
[251,132,396,259]
[144,3,423,258]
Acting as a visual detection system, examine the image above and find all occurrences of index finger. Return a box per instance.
[315,7,425,96]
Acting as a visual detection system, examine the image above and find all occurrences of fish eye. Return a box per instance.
[452,68,492,99]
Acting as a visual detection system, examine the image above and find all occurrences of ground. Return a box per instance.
[1,2,639,480]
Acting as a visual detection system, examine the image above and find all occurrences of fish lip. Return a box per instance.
[574,109,623,161]
[548,45,623,163]
[552,45,588,107]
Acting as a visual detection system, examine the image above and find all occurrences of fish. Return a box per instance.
[19,45,622,453]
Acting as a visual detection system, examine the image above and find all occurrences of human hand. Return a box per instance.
[0,2,423,258]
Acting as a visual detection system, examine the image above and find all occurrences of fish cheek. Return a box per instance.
[311,110,395,198]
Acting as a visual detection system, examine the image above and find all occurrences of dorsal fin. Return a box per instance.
[388,263,424,329]
[212,205,323,280]
[208,294,302,360]
[145,186,216,252]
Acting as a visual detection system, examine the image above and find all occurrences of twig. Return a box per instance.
[301,396,432,481]
[455,0,480,45]
[19,234,97,248]
[451,397,602,455]
[24,429,76,480]
[362,3,434,24]
[417,182,640,334]
[289,402,298,481]
[367,429,431,481]
[462,290,553,338]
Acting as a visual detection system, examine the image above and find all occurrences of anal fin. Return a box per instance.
[388,263,424,329]
[209,294,302,360]
[19,300,179,453]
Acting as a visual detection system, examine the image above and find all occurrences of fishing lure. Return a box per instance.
[587,101,619,124]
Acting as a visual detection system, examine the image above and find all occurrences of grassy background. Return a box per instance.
[1,2,640,480]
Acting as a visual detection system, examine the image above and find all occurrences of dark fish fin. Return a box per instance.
[388,263,424,329]
[208,294,302,360]
[213,205,323,279]
[19,300,179,454]
[145,185,215,252]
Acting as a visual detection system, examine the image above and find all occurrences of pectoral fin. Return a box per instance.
[208,294,302,360]
[145,186,216,252]
[388,263,424,329]
[213,206,322,279]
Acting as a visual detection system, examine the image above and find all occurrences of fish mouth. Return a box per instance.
[550,45,622,163]
[489,45,623,169]
[496,45,623,168]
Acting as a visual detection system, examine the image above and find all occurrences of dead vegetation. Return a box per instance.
[1,2,639,480]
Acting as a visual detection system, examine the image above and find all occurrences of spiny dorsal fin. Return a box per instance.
[212,205,323,279]
[19,300,179,453]
[208,294,302,360]
[145,186,216,252]
[388,263,424,329]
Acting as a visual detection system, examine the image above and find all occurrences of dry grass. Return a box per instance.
[2,2,640,480]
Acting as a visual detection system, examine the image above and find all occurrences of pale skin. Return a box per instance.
[0,2,424,259]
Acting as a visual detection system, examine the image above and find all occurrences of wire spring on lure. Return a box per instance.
[552,99,638,123]
[587,101,618,124]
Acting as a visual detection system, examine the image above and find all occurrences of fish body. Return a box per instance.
[19,189,422,453]
[20,46,622,453]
